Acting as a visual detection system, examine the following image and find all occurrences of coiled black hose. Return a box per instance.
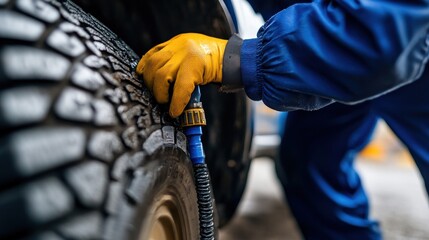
[182,87,216,240]
[194,164,215,240]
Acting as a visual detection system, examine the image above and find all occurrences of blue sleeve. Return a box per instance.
[241,0,429,111]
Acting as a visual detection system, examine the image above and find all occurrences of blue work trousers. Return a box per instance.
[276,68,429,240]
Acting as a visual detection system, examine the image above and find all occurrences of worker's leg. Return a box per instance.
[375,72,429,195]
[276,102,381,240]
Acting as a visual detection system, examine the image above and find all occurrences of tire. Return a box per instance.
[0,0,199,239]
[114,148,199,240]
[72,0,236,56]
[74,0,253,227]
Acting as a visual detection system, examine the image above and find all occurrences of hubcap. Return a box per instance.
[140,195,185,240]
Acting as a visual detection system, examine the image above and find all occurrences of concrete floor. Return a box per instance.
[219,157,429,240]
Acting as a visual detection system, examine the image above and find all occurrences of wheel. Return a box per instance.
[118,148,199,240]
[74,0,253,227]
[72,0,236,56]
[0,0,199,239]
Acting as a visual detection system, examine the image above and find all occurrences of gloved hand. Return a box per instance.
[136,33,227,118]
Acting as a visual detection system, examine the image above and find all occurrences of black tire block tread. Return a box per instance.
[0,86,51,126]
[87,130,123,163]
[102,201,136,240]
[71,64,105,92]
[59,22,90,41]
[82,54,110,69]
[125,168,151,205]
[0,10,45,41]
[93,99,118,126]
[0,127,86,185]
[142,129,163,155]
[0,0,189,239]
[57,212,102,239]
[64,161,108,208]
[121,126,139,149]
[0,46,71,81]
[127,151,146,171]
[105,181,122,215]
[47,29,86,57]
[16,0,60,23]
[111,153,131,181]
[55,87,94,123]
[0,177,74,237]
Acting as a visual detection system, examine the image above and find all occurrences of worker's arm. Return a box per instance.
[137,0,429,116]
[241,0,429,111]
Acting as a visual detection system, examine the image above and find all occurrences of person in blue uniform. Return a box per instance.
[137,1,429,239]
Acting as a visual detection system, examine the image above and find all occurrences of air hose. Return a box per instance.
[181,87,215,240]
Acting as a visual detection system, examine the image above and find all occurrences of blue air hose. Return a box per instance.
[181,87,215,240]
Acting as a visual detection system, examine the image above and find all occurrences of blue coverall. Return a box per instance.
[240,1,429,239]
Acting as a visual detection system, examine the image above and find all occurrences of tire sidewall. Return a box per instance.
[129,146,199,240]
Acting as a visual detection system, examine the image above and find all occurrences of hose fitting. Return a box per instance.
[181,103,206,127]
[181,86,215,240]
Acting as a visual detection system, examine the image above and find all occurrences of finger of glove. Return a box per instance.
[140,50,173,91]
[169,63,203,118]
[136,40,170,74]
[152,64,178,104]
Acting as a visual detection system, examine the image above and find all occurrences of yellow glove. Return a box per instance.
[136,33,227,118]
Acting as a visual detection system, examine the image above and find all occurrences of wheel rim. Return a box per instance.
[140,194,185,240]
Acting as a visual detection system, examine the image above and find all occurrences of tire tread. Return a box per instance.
[0,1,183,239]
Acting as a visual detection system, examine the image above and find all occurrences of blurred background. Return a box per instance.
[219,1,429,239]
[220,103,429,240]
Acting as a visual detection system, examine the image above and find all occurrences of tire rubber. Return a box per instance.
[72,0,253,227]
[0,0,198,239]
